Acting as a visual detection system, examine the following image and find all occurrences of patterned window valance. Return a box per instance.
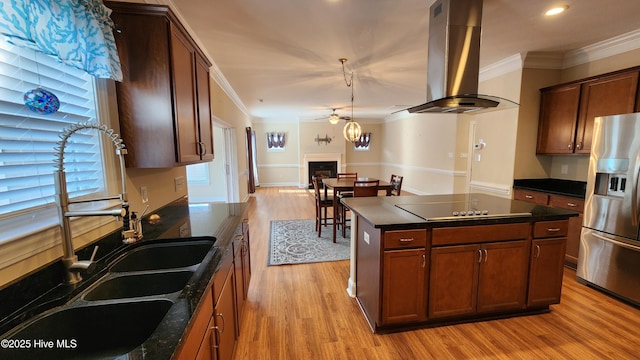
[0,0,123,81]
[266,132,286,151]
[354,132,371,150]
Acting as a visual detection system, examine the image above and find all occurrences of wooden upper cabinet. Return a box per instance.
[106,2,214,168]
[536,84,581,154]
[574,71,639,154]
[537,68,639,155]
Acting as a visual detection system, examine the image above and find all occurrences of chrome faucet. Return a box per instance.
[53,122,141,284]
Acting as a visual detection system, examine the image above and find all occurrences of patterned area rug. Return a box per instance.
[268,219,350,266]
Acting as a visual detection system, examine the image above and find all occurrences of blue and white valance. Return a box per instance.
[0,0,123,81]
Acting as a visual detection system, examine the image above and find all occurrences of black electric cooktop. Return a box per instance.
[395,194,532,221]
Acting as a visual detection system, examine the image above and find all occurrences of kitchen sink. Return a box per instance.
[84,270,194,301]
[110,239,215,272]
[4,299,173,360]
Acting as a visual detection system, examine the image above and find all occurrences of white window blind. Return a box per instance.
[0,39,104,217]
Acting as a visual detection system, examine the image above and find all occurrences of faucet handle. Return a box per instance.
[69,245,99,274]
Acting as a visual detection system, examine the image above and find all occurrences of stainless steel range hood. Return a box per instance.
[407,0,518,114]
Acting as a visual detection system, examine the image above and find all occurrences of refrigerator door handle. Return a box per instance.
[591,231,640,252]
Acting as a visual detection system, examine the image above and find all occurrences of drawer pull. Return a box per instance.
[421,254,426,268]
[477,249,483,263]
[399,238,414,243]
[547,228,561,232]
[525,195,533,199]
[567,203,578,207]
[535,244,541,258]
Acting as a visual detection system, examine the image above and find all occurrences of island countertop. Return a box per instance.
[341,193,579,229]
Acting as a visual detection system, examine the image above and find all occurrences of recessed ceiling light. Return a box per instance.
[545,5,568,16]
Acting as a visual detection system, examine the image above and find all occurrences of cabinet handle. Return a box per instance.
[215,312,226,334]
[421,254,426,268]
[568,143,573,149]
[525,195,533,199]
[483,249,488,263]
[211,324,219,350]
[576,142,582,150]
[547,228,561,232]
[477,249,483,263]
[198,141,207,156]
[535,244,541,258]
[567,203,578,207]
[399,238,414,243]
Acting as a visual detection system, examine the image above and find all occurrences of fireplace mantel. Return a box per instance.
[302,153,342,188]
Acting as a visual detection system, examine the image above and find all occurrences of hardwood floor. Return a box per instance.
[234,187,640,359]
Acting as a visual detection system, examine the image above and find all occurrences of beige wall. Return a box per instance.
[379,114,458,195]
[252,121,300,186]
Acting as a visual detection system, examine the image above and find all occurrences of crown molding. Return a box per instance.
[563,29,640,69]
[479,54,523,82]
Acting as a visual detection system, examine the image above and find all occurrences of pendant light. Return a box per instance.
[339,58,361,142]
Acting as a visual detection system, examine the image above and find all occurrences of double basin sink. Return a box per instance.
[2,238,217,359]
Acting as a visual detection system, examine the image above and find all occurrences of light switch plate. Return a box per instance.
[174,176,185,192]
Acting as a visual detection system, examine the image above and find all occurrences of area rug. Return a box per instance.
[268,219,350,266]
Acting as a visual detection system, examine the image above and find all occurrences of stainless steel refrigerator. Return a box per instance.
[578,112,640,306]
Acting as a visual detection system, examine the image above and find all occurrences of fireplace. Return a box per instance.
[302,153,342,189]
[308,161,338,188]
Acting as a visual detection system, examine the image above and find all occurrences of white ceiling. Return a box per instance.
[169,0,640,121]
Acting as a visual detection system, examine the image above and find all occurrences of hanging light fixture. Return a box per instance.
[339,58,361,142]
[329,111,340,124]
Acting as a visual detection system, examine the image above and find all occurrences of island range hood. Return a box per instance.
[407,0,518,114]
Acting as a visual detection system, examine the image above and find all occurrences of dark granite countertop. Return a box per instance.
[0,196,248,360]
[513,178,587,198]
[342,193,578,230]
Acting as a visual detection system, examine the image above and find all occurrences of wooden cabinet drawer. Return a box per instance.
[176,286,213,360]
[432,223,530,246]
[513,189,549,205]
[212,248,233,305]
[533,220,569,238]
[383,229,427,249]
[548,195,584,213]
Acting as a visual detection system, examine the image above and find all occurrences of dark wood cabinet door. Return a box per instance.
[429,244,479,319]
[536,84,581,154]
[476,240,529,313]
[382,248,427,324]
[170,25,200,164]
[575,71,639,154]
[195,54,214,161]
[214,267,237,360]
[195,317,216,360]
[528,238,566,307]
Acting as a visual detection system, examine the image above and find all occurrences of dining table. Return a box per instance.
[321,177,393,243]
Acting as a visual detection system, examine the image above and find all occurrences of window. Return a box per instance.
[0,39,105,243]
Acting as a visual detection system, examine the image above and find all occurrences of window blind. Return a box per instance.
[0,40,104,216]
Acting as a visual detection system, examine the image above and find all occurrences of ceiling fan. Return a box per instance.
[316,108,351,124]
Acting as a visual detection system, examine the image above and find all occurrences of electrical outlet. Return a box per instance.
[140,186,148,204]
[174,176,185,192]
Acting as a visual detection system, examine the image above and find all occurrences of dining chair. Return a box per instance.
[312,175,333,237]
[341,179,379,237]
[336,172,358,198]
[389,174,404,196]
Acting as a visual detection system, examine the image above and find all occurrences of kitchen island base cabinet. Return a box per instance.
[382,249,427,324]
[528,221,568,308]
[428,240,529,319]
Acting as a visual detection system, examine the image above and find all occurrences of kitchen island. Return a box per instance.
[341,193,578,333]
